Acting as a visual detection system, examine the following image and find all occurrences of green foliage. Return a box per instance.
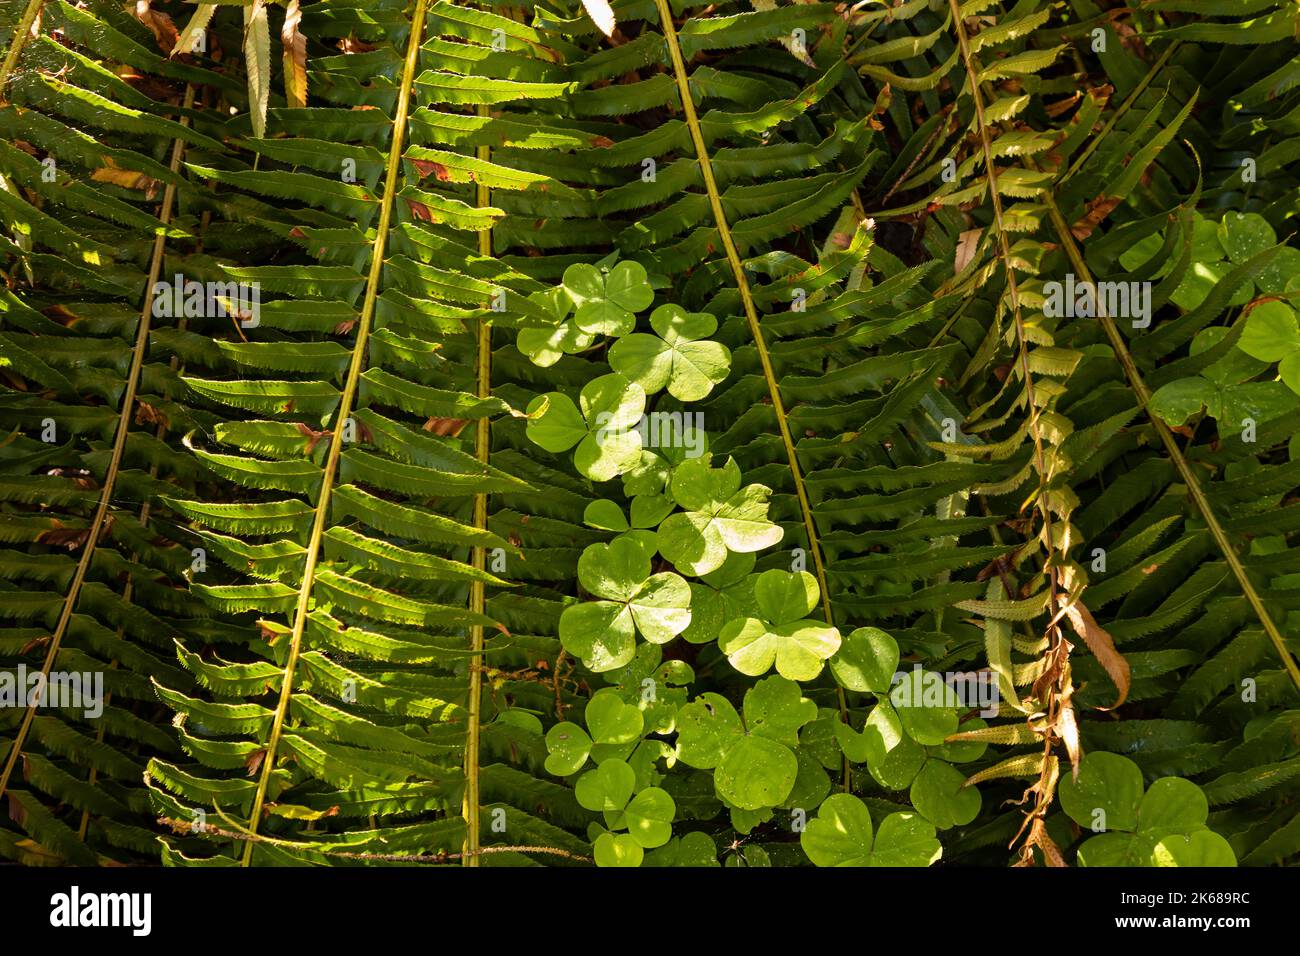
[0,0,1297,870]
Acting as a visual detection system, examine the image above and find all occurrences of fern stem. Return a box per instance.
[1040,197,1300,692]
[948,1,1072,860]
[651,0,849,779]
[0,82,197,805]
[0,0,42,99]
[1058,41,1180,185]
[946,1,1059,582]
[463,101,494,868]
[239,0,430,864]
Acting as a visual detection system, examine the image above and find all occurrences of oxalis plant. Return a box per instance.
[0,0,1298,871]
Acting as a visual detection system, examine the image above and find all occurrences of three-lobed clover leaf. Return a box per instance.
[657,456,784,575]
[674,676,816,811]
[1059,752,1236,867]
[518,321,596,368]
[515,286,596,368]
[717,569,841,681]
[544,688,647,777]
[562,260,654,337]
[1149,325,1297,428]
[1239,299,1300,395]
[602,642,694,735]
[582,497,672,563]
[908,759,981,830]
[681,550,759,645]
[526,373,646,481]
[800,793,941,867]
[558,535,691,673]
[829,626,899,693]
[608,304,732,401]
[576,755,678,866]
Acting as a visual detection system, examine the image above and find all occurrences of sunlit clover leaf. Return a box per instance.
[1170,260,1254,311]
[829,626,899,692]
[800,794,940,867]
[604,642,694,735]
[1151,831,1237,867]
[1239,300,1300,394]
[889,668,960,745]
[526,374,645,481]
[593,832,643,867]
[558,538,691,672]
[608,304,732,401]
[576,758,636,818]
[518,322,596,368]
[681,550,759,645]
[718,570,841,681]
[515,287,594,368]
[623,787,676,848]
[1118,215,1220,272]
[674,677,816,811]
[1117,215,1252,311]
[563,260,653,336]
[543,722,592,777]
[658,457,783,575]
[585,688,644,746]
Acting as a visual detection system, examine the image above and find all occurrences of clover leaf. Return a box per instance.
[593,832,643,867]
[681,550,759,644]
[1149,326,1297,428]
[582,498,673,566]
[644,831,719,867]
[800,794,940,867]
[1217,211,1275,264]
[829,626,899,692]
[575,758,636,813]
[517,321,596,368]
[558,535,691,672]
[623,787,676,848]
[1118,212,1254,311]
[717,569,841,681]
[908,759,981,830]
[889,667,960,745]
[563,260,653,336]
[1239,299,1300,394]
[526,373,645,481]
[834,701,926,790]
[543,722,592,777]
[1059,752,1236,867]
[608,304,732,401]
[602,642,694,735]
[1150,831,1238,867]
[515,287,596,368]
[674,676,816,811]
[585,688,645,746]
[657,456,784,575]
